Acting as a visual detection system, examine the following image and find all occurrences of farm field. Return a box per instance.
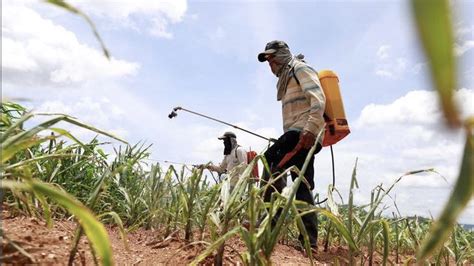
[2,102,473,265]
[2,0,474,265]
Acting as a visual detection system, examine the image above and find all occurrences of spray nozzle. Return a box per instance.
[168,106,182,119]
[168,111,177,119]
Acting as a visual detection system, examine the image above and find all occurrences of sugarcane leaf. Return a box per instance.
[411,0,459,127]
[417,134,473,262]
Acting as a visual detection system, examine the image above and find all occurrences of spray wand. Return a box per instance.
[168,106,276,142]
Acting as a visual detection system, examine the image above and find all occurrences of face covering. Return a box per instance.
[223,138,232,155]
[223,137,238,155]
[276,53,307,101]
[270,61,283,76]
[271,48,292,76]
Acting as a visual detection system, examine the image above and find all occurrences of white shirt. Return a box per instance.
[219,146,248,173]
[209,146,248,186]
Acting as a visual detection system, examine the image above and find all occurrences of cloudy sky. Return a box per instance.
[2,0,474,224]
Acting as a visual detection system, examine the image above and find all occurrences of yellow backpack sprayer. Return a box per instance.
[291,69,350,147]
[319,70,350,147]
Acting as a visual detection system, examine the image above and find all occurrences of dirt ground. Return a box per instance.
[1,207,400,265]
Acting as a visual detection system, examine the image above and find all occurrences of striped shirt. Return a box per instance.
[280,61,326,142]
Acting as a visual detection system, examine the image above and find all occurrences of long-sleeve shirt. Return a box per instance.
[215,146,247,173]
[280,61,326,142]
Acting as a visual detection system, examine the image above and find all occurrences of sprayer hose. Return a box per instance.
[315,145,335,205]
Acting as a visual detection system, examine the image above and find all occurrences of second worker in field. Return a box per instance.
[199,131,248,190]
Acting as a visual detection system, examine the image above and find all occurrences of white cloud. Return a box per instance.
[376,45,391,60]
[375,57,410,79]
[375,69,394,78]
[357,88,474,128]
[455,40,474,56]
[35,97,129,140]
[454,24,474,56]
[70,0,187,22]
[1,38,38,71]
[149,17,173,39]
[68,0,188,39]
[357,90,441,127]
[2,2,139,88]
[455,88,474,116]
[374,45,422,79]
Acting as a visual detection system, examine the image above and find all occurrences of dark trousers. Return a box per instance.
[262,130,322,247]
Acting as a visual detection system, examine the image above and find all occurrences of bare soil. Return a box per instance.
[1,207,405,265]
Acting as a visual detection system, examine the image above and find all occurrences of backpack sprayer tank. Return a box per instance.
[318,70,350,147]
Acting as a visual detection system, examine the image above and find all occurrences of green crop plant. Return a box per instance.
[0,102,128,265]
[176,167,206,241]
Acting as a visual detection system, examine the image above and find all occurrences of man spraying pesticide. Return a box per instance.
[168,106,262,178]
[168,108,260,196]
[257,40,350,254]
[197,131,248,198]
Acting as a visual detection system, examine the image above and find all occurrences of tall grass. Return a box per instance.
[1,103,120,265]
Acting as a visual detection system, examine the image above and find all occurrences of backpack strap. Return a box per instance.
[234,145,241,159]
[291,67,300,85]
[293,64,327,124]
[292,64,319,86]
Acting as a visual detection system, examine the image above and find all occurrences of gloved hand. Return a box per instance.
[276,131,315,169]
[295,131,316,150]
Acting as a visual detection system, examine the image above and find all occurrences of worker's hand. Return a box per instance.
[277,131,316,169]
[295,131,316,150]
[197,164,207,170]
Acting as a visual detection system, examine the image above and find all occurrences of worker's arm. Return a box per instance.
[207,157,227,174]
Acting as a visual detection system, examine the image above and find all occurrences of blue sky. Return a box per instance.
[3,0,474,223]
